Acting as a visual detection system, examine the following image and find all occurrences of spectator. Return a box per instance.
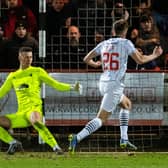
[46,25,87,70]
[132,0,152,29]
[94,28,105,45]
[152,2,168,37]
[1,20,38,69]
[1,0,38,39]
[106,2,129,37]
[127,28,139,44]
[0,25,5,69]
[76,0,106,43]
[135,14,162,70]
[46,0,77,42]
[111,2,129,23]
[135,0,151,16]
[63,25,87,70]
[126,28,139,70]
[46,0,52,8]
[149,0,168,69]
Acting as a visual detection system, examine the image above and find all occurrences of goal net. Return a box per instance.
[0,71,167,152]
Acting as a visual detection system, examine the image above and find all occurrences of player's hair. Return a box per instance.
[112,19,128,35]
[19,46,33,53]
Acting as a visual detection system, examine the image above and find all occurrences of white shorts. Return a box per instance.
[99,81,124,113]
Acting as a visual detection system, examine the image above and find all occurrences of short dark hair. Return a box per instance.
[113,19,128,35]
[139,14,152,23]
[19,46,32,53]
[95,28,104,35]
[15,20,28,29]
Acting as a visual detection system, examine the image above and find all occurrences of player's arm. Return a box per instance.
[131,46,163,64]
[39,68,81,92]
[135,37,159,47]
[83,50,102,68]
[0,74,13,98]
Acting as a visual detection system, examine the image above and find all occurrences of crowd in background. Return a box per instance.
[0,0,168,71]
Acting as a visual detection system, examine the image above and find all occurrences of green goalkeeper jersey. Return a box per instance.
[0,66,71,113]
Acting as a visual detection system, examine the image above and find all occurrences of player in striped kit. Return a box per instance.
[0,46,81,155]
[68,19,163,154]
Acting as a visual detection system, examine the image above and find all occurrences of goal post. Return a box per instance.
[38,0,46,144]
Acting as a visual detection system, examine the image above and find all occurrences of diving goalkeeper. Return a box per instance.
[0,46,81,155]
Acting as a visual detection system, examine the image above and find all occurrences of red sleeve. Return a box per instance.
[26,9,38,37]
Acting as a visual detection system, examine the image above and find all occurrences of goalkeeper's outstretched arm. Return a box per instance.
[71,81,83,95]
[39,67,82,94]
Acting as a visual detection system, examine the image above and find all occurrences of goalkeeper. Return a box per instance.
[0,46,81,155]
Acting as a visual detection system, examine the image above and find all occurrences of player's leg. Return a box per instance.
[68,108,110,154]
[28,111,63,154]
[77,109,110,142]
[0,113,29,143]
[68,81,118,154]
[119,95,131,142]
[0,113,27,154]
[0,116,13,144]
[0,116,11,128]
[119,95,137,150]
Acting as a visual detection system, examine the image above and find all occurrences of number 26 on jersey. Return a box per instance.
[102,52,119,70]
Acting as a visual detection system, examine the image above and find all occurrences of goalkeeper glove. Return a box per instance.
[71,81,83,95]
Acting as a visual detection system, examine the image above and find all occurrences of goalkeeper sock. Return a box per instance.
[9,139,17,145]
[0,127,14,144]
[77,118,102,142]
[53,145,61,151]
[33,121,59,149]
[119,108,129,140]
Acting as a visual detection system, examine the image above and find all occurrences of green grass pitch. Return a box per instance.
[0,152,168,168]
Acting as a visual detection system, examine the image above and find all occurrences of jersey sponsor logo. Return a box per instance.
[18,83,29,90]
